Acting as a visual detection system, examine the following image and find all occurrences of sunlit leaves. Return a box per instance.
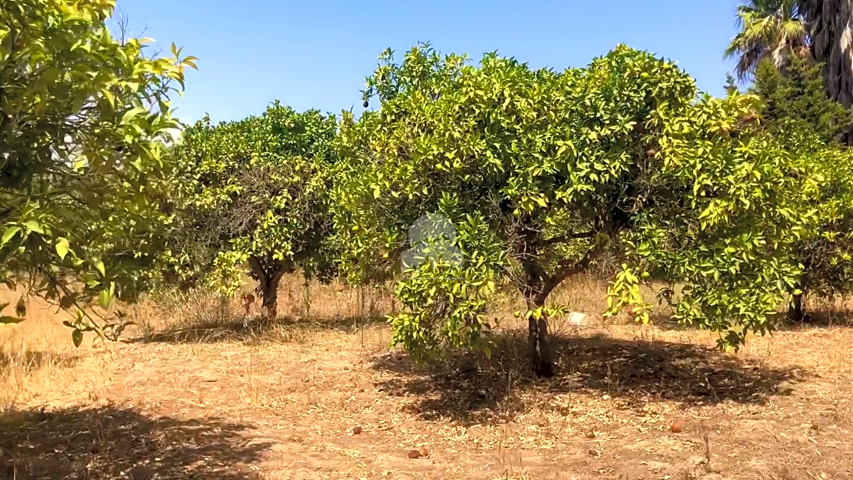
[338,41,840,358]
[0,0,193,342]
[163,102,339,300]
[335,43,702,357]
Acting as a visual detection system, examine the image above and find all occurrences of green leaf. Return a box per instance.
[24,220,44,234]
[102,88,115,108]
[121,107,147,125]
[98,290,111,308]
[0,316,25,325]
[55,238,70,260]
[1,226,21,246]
[72,328,83,348]
[93,259,106,277]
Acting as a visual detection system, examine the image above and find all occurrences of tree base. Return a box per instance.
[532,359,555,378]
[528,316,555,378]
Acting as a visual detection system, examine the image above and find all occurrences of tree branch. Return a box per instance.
[533,246,602,306]
[247,255,268,286]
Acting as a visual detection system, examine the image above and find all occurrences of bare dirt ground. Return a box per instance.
[2,276,853,480]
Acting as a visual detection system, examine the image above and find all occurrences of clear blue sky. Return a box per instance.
[114,0,743,125]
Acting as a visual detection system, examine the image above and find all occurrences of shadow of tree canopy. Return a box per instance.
[777,307,853,330]
[0,404,270,479]
[371,330,808,424]
[137,314,388,344]
[649,307,853,332]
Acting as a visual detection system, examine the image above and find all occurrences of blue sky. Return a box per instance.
[114,0,743,124]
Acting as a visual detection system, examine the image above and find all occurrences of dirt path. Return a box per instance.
[3,323,853,479]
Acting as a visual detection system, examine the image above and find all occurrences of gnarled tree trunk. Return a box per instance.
[517,242,603,378]
[248,255,287,320]
[787,292,805,321]
[260,273,284,319]
[787,283,809,322]
[526,296,555,378]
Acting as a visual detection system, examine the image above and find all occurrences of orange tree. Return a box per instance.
[333,43,827,376]
[749,57,853,320]
[0,0,194,343]
[162,103,338,319]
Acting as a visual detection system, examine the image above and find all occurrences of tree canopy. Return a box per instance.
[163,102,338,319]
[750,57,853,318]
[334,43,834,375]
[724,0,809,81]
[0,0,195,342]
[751,57,852,144]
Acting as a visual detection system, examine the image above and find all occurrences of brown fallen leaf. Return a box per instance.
[407,449,423,459]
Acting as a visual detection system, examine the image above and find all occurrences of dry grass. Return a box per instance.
[0,288,114,411]
[2,274,853,479]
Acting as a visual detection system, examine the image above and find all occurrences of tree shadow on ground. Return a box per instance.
[0,404,270,479]
[371,330,808,424]
[649,307,853,332]
[776,308,853,330]
[137,314,388,344]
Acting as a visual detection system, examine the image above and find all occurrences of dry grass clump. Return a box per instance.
[0,288,111,411]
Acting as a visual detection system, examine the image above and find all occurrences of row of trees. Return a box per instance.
[2,0,853,376]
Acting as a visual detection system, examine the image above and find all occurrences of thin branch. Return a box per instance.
[534,246,603,306]
[247,255,268,285]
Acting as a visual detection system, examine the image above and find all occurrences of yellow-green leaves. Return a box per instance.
[1,226,20,246]
[24,220,44,234]
[55,238,70,260]
[93,259,106,277]
[165,103,339,300]
[337,43,706,361]
[605,264,652,324]
[1,0,190,336]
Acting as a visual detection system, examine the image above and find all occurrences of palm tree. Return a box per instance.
[725,0,811,81]
[799,0,853,109]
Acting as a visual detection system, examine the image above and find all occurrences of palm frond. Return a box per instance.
[725,0,809,82]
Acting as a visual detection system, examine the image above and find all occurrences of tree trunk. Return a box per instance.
[801,0,853,144]
[787,291,806,322]
[526,297,555,378]
[248,255,286,321]
[261,276,280,320]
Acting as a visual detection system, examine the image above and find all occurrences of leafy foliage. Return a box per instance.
[724,0,810,82]
[335,43,834,374]
[613,89,825,345]
[750,57,853,311]
[164,102,338,318]
[751,57,852,144]
[0,0,194,340]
